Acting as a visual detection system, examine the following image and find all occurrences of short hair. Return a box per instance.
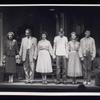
[85,30,91,33]
[25,28,32,33]
[41,31,48,36]
[70,32,77,40]
[59,28,64,32]
[71,32,77,36]
[7,32,14,38]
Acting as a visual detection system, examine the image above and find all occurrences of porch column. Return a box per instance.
[0,13,3,66]
[56,14,59,35]
[60,13,64,30]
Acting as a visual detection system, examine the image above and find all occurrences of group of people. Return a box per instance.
[3,28,96,85]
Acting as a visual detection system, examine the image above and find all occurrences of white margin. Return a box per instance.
[0,92,99,96]
[0,4,100,6]
[0,4,100,96]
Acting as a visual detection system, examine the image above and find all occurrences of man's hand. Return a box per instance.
[2,55,6,64]
[81,57,84,61]
[33,56,36,61]
[65,55,68,59]
[16,55,20,59]
[91,57,95,61]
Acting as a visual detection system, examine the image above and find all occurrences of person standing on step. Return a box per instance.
[80,30,96,85]
[3,32,19,83]
[67,32,82,84]
[19,28,37,83]
[36,32,54,84]
[53,28,68,84]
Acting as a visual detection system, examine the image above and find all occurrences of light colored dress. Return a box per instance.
[36,39,53,73]
[67,40,82,77]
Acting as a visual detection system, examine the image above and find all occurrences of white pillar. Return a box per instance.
[64,14,67,35]
[0,13,3,66]
[56,14,59,35]
[60,13,64,30]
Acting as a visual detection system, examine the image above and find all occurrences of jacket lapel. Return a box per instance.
[30,37,33,48]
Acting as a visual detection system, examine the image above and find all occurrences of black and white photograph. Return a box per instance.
[0,4,100,95]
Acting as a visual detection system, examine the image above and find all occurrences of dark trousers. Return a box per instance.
[95,68,100,86]
[56,56,68,81]
[82,52,92,82]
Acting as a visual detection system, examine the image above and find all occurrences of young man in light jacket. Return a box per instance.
[80,30,96,85]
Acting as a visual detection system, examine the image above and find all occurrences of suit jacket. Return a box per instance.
[79,37,96,58]
[4,39,18,56]
[19,37,37,62]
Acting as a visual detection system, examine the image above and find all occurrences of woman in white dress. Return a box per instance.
[67,32,82,84]
[36,32,54,84]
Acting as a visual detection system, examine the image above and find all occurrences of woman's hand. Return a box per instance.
[52,55,56,60]
[2,55,6,65]
[3,55,6,59]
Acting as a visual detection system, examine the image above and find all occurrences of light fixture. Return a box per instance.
[49,8,55,11]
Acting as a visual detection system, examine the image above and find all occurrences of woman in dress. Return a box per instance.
[67,32,82,84]
[3,32,18,83]
[36,32,54,84]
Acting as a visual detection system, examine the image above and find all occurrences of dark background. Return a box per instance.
[1,6,100,49]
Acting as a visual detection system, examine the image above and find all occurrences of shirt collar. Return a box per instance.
[59,35,64,38]
[26,36,31,39]
[85,36,91,39]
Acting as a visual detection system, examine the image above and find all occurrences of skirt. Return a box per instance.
[5,56,16,74]
[36,50,52,73]
[67,51,82,77]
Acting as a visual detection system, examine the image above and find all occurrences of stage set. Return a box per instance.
[0,6,100,92]
[0,79,99,92]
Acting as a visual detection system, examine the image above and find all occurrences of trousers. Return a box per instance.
[82,52,92,82]
[23,50,35,81]
[56,56,68,81]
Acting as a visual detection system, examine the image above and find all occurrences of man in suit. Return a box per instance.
[19,28,37,83]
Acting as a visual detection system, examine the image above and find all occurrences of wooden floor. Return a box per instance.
[0,79,99,92]
[0,79,95,86]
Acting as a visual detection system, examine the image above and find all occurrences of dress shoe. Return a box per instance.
[72,81,75,84]
[29,80,33,84]
[42,80,47,84]
[83,81,88,85]
[72,81,77,84]
[87,81,91,85]
[62,80,67,84]
[56,80,60,84]
[25,80,30,84]
[44,80,47,84]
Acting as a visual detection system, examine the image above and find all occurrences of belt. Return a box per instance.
[6,55,15,57]
[26,49,30,54]
[39,49,48,51]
